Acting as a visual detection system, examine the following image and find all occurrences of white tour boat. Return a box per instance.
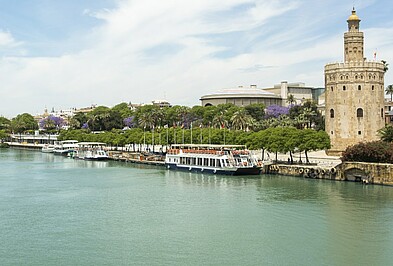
[76,142,109,160]
[165,144,262,175]
[53,140,79,156]
[41,144,55,153]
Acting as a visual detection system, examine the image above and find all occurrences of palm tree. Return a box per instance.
[294,114,307,129]
[213,111,227,129]
[286,94,296,106]
[277,115,294,127]
[381,60,389,73]
[301,107,316,128]
[138,112,154,130]
[231,110,247,130]
[68,117,81,129]
[378,124,393,142]
[385,84,393,102]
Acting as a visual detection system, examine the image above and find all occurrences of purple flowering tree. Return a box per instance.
[81,122,89,129]
[123,116,135,128]
[265,105,290,119]
[39,115,64,130]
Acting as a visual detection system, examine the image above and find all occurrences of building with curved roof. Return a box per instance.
[200,85,281,107]
[200,82,324,107]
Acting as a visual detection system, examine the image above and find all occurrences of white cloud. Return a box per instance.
[0,30,20,48]
[0,0,392,118]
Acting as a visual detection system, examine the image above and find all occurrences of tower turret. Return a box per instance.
[344,8,364,62]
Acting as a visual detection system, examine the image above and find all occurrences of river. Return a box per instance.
[0,148,392,265]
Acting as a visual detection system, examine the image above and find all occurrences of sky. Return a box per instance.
[1,0,393,118]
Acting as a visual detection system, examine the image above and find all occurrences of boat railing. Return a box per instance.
[226,153,237,167]
[168,149,225,156]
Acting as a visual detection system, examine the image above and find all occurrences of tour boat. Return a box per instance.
[165,144,262,175]
[41,144,55,153]
[76,142,109,160]
[53,140,79,156]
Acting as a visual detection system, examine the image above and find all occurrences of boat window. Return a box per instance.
[204,158,209,166]
[217,160,221,167]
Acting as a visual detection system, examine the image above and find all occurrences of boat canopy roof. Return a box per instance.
[169,144,246,149]
[78,142,106,146]
[61,140,78,143]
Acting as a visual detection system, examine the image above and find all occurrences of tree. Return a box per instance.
[213,110,227,129]
[265,105,290,118]
[301,107,316,128]
[68,117,81,129]
[87,106,111,131]
[231,109,255,131]
[289,100,324,130]
[11,113,38,134]
[0,130,8,143]
[0,117,11,131]
[298,129,331,163]
[72,112,88,129]
[39,115,64,131]
[138,112,154,130]
[385,84,393,102]
[378,124,393,142]
[111,102,133,119]
[265,127,286,161]
[286,94,296,105]
[123,116,135,128]
[245,103,265,122]
[381,60,389,73]
[342,141,393,163]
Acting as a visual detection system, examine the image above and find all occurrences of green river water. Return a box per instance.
[0,148,392,265]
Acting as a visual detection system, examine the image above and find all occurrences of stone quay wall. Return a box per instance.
[268,162,393,186]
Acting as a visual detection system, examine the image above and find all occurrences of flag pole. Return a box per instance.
[190,122,193,144]
[200,124,202,144]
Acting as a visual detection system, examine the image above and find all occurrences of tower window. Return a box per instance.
[381,108,384,118]
[331,86,333,91]
[372,85,374,90]
[343,86,346,91]
[355,75,358,80]
[358,131,362,135]
[330,109,335,118]
[357,108,363,118]
[358,85,361,90]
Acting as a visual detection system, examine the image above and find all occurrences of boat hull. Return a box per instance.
[165,163,261,176]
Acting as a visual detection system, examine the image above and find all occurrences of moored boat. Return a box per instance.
[53,140,79,156]
[76,142,108,160]
[165,144,262,175]
[41,144,55,153]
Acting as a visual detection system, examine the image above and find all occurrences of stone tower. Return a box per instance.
[325,8,385,155]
